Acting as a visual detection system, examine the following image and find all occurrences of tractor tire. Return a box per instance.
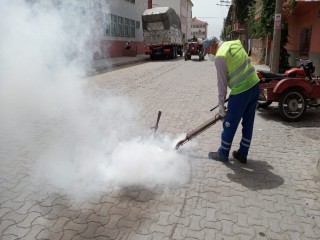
[278,89,306,122]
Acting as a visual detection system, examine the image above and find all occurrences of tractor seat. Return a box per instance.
[257,69,286,80]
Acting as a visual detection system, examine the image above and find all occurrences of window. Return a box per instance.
[107,14,137,38]
[118,16,124,37]
[130,19,135,38]
[125,18,130,37]
[125,0,135,3]
[105,14,110,35]
[299,27,312,58]
[111,14,117,36]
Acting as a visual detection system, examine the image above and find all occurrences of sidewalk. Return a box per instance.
[87,54,150,75]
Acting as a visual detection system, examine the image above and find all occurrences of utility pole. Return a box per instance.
[270,0,283,73]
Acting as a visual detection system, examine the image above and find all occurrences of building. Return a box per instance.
[152,0,193,43]
[25,0,148,59]
[98,0,148,58]
[191,17,208,39]
[284,0,320,76]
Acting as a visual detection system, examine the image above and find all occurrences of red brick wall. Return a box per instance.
[98,40,145,58]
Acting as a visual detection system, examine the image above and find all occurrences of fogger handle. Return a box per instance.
[210,98,229,112]
[151,111,162,132]
[155,111,162,127]
[175,114,221,149]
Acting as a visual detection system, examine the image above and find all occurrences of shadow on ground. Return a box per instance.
[257,105,320,128]
[225,159,285,191]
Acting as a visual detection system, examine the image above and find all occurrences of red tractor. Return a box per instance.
[258,59,320,121]
[184,41,204,61]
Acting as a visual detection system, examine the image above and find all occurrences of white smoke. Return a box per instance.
[0,0,190,198]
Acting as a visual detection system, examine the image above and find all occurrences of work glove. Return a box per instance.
[218,104,226,118]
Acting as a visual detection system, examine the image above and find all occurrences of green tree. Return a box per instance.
[246,0,296,72]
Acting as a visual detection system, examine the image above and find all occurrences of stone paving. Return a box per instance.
[1,56,320,240]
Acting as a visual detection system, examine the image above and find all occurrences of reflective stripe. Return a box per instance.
[240,141,250,148]
[229,66,256,88]
[242,137,251,143]
[228,59,251,80]
[220,145,231,150]
[221,140,231,146]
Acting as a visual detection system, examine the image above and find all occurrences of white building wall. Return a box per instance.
[103,0,147,42]
[152,0,180,13]
[191,19,207,39]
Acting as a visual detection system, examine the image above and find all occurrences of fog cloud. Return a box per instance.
[0,0,190,199]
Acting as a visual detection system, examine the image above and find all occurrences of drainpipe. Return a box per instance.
[148,0,152,9]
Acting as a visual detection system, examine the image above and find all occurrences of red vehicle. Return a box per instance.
[258,59,320,121]
[184,41,204,61]
[257,59,307,108]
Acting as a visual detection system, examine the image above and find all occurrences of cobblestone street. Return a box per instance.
[1,56,320,240]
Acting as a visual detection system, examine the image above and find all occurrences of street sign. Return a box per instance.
[274,14,281,29]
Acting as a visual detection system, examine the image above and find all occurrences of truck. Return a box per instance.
[142,7,183,60]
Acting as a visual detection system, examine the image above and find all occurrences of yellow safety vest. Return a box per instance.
[216,40,259,95]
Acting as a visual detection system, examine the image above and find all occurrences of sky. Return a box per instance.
[192,0,230,39]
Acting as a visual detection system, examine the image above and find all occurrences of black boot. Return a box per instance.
[208,151,228,162]
[232,151,247,164]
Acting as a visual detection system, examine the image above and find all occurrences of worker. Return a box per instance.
[197,37,204,56]
[192,35,197,42]
[202,36,260,164]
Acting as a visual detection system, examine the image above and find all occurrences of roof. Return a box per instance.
[143,7,170,15]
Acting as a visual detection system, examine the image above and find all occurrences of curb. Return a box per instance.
[87,57,149,76]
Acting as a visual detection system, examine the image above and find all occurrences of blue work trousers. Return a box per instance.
[219,83,259,158]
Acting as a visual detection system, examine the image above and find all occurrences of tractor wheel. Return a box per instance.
[184,52,188,61]
[278,89,306,122]
[199,53,202,61]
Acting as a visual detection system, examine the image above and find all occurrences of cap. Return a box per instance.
[202,36,219,49]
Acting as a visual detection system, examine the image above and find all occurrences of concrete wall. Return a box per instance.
[285,2,320,75]
[250,38,266,64]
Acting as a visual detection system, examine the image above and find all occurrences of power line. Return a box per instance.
[216,0,231,7]
[192,17,226,19]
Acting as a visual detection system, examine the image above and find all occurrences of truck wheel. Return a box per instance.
[278,89,306,121]
[184,52,188,61]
